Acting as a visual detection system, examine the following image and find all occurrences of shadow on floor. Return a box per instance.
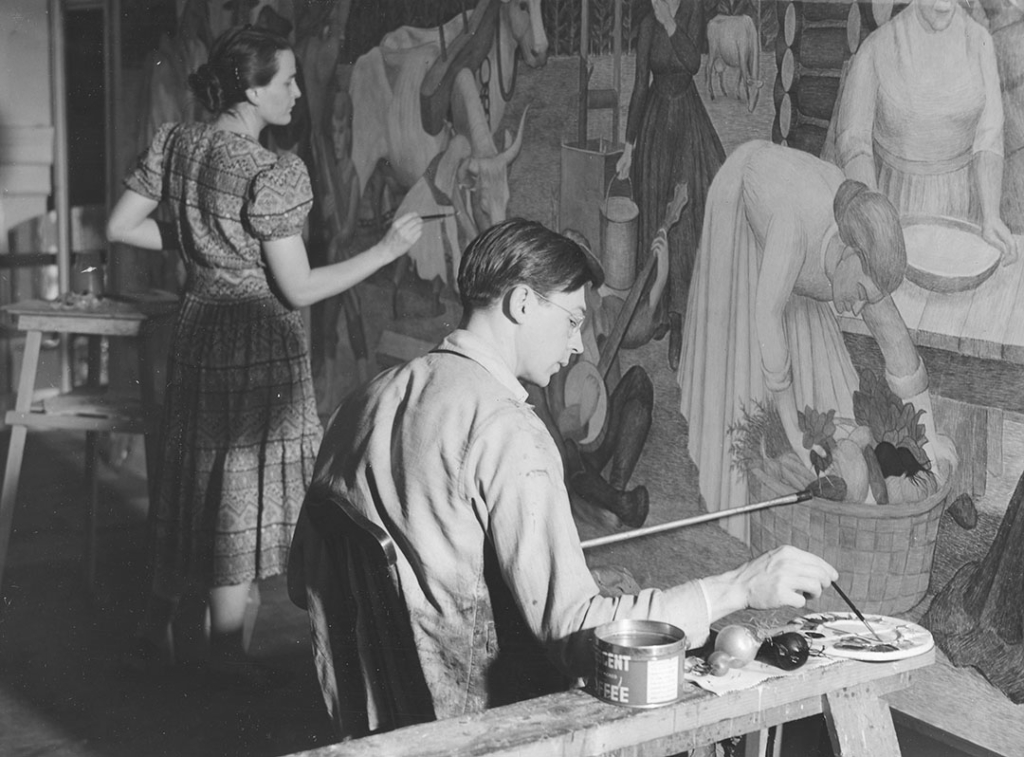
[0,429,336,757]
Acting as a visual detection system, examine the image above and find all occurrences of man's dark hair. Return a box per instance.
[458,219,603,311]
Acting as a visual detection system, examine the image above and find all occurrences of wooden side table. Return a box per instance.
[0,294,177,593]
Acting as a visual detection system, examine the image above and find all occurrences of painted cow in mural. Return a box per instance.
[394,99,527,303]
[705,14,764,113]
[348,0,547,234]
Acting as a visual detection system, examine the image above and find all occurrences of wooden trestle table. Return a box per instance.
[285,650,933,757]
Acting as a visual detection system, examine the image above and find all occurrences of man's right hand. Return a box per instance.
[702,546,838,620]
[739,546,838,610]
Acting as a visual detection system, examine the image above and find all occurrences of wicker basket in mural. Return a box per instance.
[748,460,952,616]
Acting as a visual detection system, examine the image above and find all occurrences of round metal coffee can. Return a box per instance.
[592,619,687,707]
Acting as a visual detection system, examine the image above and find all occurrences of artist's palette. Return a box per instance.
[794,612,934,662]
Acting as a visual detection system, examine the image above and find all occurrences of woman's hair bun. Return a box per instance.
[188,62,225,114]
[833,179,868,222]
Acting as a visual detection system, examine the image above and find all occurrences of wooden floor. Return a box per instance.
[0,428,338,757]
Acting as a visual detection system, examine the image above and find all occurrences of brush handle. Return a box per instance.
[580,489,812,550]
[830,582,885,642]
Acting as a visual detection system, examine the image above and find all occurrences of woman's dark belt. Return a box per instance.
[652,74,696,98]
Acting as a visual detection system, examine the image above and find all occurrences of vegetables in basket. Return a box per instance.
[853,370,937,504]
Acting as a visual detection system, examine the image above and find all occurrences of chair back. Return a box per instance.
[303,484,435,736]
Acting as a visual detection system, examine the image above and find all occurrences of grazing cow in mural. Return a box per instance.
[348,0,547,228]
[705,14,764,113]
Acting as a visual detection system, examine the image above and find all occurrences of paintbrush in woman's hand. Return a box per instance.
[420,211,458,221]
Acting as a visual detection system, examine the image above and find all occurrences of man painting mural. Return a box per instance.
[289,219,838,737]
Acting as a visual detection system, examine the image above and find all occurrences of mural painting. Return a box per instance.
[138,0,1024,721]
[4,0,1024,752]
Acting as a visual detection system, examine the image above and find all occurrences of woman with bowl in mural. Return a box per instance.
[678,140,956,541]
[835,0,1017,262]
[616,0,725,371]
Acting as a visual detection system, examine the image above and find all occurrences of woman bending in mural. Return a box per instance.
[678,141,955,541]
[835,0,1017,261]
[616,0,725,370]
[107,26,422,689]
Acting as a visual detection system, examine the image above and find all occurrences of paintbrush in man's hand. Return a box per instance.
[831,581,885,643]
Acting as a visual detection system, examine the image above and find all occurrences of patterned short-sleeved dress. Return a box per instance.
[126,122,323,595]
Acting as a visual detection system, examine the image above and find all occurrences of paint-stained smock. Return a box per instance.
[289,329,711,735]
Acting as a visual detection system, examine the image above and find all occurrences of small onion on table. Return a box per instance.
[707,624,810,675]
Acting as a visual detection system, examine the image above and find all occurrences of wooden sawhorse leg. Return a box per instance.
[824,684,902,756]
[0,329,43,594]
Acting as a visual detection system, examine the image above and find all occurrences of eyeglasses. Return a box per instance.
[533,290,585,334]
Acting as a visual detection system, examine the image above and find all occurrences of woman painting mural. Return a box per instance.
[107,26,422,687]
[617,0,725,370]
[678,141,955,541]
[836,0,1017,262]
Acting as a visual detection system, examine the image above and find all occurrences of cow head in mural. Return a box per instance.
[458,107,528,232]
[502,0,549,68]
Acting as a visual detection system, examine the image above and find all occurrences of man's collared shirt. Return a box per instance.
[292,329,711,733]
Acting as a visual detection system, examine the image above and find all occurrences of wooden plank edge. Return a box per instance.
[291,655,931,757]
[5,410,151,433]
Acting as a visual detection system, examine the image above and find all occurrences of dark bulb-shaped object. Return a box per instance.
[757,632,810,671]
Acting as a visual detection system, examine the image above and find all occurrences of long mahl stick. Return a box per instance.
[580,489,813,551]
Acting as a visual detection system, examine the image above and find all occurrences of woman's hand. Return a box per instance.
[929,433,959,474]
[648,229,670,310]
[982,217,1018,266]
[651,0,677,36]
[380,212,424,262]
[616,143,633,180]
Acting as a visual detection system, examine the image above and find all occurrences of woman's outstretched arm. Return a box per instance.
[263,212,423,309]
